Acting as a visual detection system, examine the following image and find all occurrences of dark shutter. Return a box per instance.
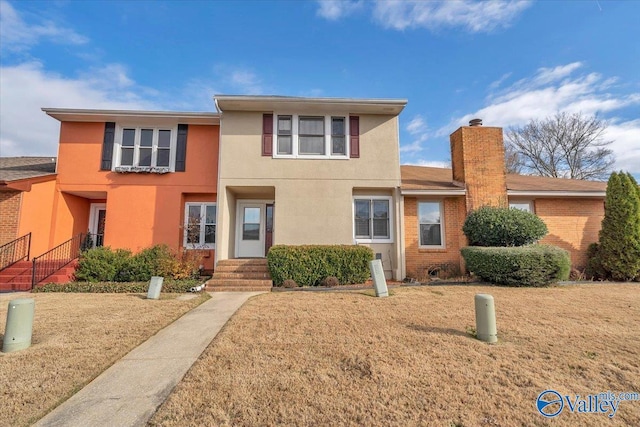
[262,114,273,156]
[175,124,188,172]
[349,116,360,158]
[101,122,116,170]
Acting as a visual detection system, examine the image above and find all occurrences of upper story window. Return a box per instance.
[353,196,393,243]
[116,126,176,170]
[273,114,349,158]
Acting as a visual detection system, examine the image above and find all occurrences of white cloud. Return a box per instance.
[403,159,451,168]
[230,70,264,94]
[0,0,88,53]
[400,115,429,153]
[316,0,363,20]
[371,0,532,32]
[0,62,156,157]
[440,63,640,174]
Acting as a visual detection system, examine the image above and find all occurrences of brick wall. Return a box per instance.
[450,126,508,211]
[0,190,22,245]
[404,196,467,279]
[536,198,604,270]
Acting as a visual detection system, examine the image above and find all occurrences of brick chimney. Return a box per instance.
[450,119,508,212]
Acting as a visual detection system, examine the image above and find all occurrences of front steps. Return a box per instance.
[0,260,77,292]
[206,259,272,292]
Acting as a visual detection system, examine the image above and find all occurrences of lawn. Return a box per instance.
[0,292,209,427]
[150,284,640,427]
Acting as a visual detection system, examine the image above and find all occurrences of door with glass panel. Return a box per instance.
[236,203,264,258]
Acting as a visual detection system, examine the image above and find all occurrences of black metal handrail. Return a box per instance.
[31,233,83,289]
[0,232,31,271]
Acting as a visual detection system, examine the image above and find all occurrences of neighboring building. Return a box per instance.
[215,96,407,279]
[0,97,609,289]
[39,109,220,270]
[0,157,57,254]
[401,121,606,279]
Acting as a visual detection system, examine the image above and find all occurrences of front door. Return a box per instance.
[236,203,265,258]
[89,203,106,247]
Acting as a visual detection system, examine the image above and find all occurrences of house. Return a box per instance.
[0,96,608,291]
[401,121,607,280]
[213,96,407,282]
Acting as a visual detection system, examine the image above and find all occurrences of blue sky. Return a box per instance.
[1,0,639,178]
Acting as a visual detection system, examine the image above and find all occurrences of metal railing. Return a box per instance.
[0,233,31,271]
[31,233,83,288]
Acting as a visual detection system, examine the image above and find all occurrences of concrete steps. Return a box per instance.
[206,259,272,292]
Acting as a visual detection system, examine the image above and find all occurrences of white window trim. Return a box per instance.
[418,200,446,249]
[509,200,535,213]
[113,124,178,171]
[273,113,350,159]
[183,202,216,250]
[352,196,394,244]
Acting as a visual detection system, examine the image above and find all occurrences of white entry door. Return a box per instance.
[236,202,264,258]
[89,203,107,247]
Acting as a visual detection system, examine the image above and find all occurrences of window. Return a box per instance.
[116,126,176,169]
[418,201,443,247]
[184,203,216,249]
[354,197,392,242]
[273,114,349,158]
[509,201,534,212]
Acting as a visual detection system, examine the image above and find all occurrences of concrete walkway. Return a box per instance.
[35,291,264,427]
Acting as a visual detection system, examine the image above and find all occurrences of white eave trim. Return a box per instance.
[401,189,466,196]
[42,108,220,125]
[507,190,606,197]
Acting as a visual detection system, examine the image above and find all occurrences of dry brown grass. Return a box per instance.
[150,284,640,427]
[0,292,209,427]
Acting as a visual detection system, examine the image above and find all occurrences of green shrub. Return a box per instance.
[585,243,607,280]
[268,245,373,287]
[75,245,200,282]
[461,245,570,287]
[595,172,640,281]
[462,206,548,247]
[33,279,201,293]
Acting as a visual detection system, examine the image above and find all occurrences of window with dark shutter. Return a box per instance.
[175,124,188,172]
[349,116,359,158]
[262,114,273,156]
[101,122,116,170]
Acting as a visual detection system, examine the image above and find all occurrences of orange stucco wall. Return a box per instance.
[24,121,221,268]
[17,179,58,256]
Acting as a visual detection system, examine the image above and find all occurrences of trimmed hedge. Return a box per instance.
[32,279,201,293]
[267,245,374,287]
[461,245,570,287]
[462,206,548,247]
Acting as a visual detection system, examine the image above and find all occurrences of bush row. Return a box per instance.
[33,279,201,293]
[74,245,201,282]
[267,245,373,287]
[461,245,570,287]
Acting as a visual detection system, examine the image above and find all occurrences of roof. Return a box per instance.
[400,165,607,197]
[214,95,407,115]
[42,108,220,125]
[0,157,57,183]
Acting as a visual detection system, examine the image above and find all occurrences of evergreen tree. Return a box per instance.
[598,172,640,281]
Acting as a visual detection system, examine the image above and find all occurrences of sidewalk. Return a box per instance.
[34,291,264,427]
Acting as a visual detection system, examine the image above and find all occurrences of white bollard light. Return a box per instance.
[3,298,35,353]
[147,276,164,300]
[474,294,497,343]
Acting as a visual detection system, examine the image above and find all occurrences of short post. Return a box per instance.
[147,276,164,300]
[474,294,497,343]
[369,259,388,297]
[3,298,35,353]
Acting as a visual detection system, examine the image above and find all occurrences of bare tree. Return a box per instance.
[504,143,522,174]
[505,112,615,180]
